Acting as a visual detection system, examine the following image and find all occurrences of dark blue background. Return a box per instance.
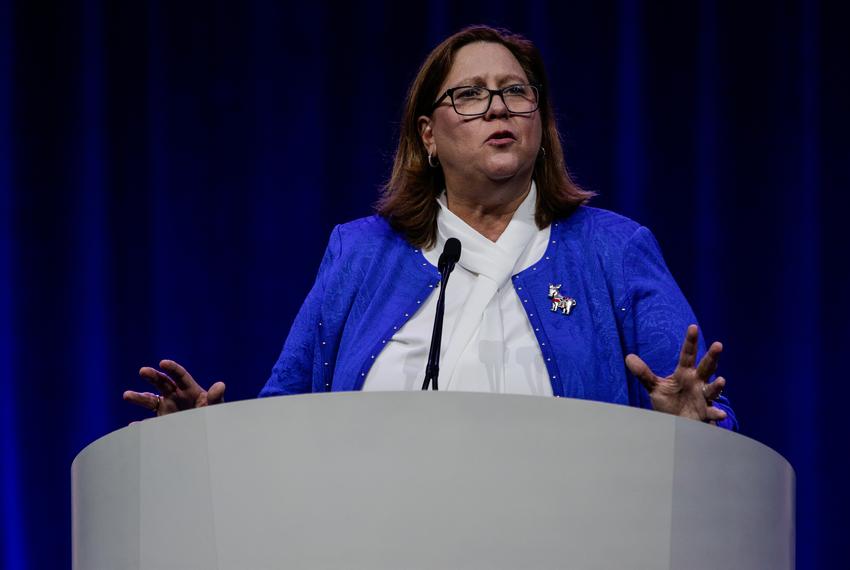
[2,0,848,567]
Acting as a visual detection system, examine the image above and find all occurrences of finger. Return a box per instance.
[696,341,723,380]
[123,390,160,411]
[207,381,226,405]
[702,376,726,402]
[625,354,659,392]
[677,324,700,369]
[705,405,728,422]
[159,359,197,390]
[139,367,177,395]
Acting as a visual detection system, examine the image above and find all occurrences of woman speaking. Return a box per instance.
[125,26,736,429]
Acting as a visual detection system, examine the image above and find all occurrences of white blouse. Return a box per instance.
[363,182,552,396]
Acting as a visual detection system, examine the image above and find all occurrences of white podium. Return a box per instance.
[72,392,794,569]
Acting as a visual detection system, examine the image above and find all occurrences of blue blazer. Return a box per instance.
[259,206,738,430]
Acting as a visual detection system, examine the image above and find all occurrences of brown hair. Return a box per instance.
[377,25,594,249]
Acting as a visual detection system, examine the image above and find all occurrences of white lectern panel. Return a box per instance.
[72,393,794,570]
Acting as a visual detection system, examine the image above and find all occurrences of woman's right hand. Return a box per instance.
[123,359,226,417]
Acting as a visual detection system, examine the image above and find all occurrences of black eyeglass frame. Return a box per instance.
[431,84,542,116]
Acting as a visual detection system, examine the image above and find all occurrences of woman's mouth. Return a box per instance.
[486,130,516,145]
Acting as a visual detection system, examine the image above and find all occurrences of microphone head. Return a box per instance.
[438,237,462,270]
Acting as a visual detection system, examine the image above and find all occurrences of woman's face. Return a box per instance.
[419,42,543,190]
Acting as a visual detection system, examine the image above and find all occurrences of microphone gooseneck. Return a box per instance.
[422,238,461,391]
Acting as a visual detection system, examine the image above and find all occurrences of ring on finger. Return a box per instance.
[152,394,162,414]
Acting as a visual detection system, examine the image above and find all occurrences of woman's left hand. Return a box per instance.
[625,324,727,423]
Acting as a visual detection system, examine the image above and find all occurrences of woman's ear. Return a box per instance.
[418,115,435,155]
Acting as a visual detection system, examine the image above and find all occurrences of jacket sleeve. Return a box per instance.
[619,226,739,431]
[258,226,342,397]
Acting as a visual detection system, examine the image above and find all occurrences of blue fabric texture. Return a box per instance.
[259,206,737,430]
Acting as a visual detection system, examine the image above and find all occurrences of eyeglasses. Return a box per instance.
[432,84,540,116]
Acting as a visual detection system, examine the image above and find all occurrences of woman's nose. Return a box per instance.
[484,92,510,119]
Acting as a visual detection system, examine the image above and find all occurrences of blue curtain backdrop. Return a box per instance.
[2,0,848,567]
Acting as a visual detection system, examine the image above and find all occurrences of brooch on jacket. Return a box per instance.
[548,283,577,315]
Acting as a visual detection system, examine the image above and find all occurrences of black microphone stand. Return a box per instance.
[422,238,460,391]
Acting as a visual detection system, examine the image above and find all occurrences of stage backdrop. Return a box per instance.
[2,1,848,568]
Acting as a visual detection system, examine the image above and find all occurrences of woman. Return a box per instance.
[125,26,736,429]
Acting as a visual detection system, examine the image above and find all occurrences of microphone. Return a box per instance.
[422,238,461,391]
[438,237,461,273]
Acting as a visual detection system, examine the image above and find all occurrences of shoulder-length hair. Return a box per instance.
[377,25,594,249]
